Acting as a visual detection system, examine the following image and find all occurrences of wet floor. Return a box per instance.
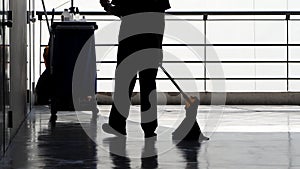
[1,105,300,169]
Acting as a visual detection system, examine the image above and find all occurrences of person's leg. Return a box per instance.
[139,68,159,136]
[138,31,164,137]
[138,33,163,135]
[108,73,136,135]
[107,27,139,135]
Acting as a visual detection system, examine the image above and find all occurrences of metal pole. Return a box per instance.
[203,14,207,92]
[40,0,51,34]
[286,14,290,91]
[2,0,6,156]
[39,20,42,76]
[33,0,36,101]
[159,65,192,104]
[29,0,32,109]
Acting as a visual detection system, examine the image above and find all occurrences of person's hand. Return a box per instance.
[100,0,121,17]
[105,5,121,17]
[99,0,110,8]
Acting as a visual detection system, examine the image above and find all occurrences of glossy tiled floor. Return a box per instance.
[1,105,300,169]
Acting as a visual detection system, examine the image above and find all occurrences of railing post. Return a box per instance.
[286,14,290,92]
[39,19,42,76]
[203,14,208,93]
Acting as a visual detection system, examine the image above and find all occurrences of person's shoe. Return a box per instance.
[49,114,57,123]
[102,123,126,137]
[144,132,157,139]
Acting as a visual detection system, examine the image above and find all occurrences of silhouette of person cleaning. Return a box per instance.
[100,0,171,138]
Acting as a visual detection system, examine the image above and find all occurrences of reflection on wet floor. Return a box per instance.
[38,123,98,169]
[1,105,300,169]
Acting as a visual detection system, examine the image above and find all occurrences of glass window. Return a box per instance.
[208,46,287,61]
[290,47,300,61]
[35,0,300,93]
[254,0,288,11]
[207,21,255,44]
[207,80,287,92]
[289,63,300,78]
[289,80,300,91]
[289,21,300,44]
[207,63,287,78]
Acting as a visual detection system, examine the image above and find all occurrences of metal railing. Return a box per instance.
[36,11,300,92]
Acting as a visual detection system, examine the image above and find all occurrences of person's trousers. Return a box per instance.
[109,13,165,134]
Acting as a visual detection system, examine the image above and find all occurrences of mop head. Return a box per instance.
[172,97,207,141]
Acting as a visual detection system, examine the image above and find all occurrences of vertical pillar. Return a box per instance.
[9,0,27,135]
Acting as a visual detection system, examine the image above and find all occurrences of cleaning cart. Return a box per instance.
[49,22,98,118]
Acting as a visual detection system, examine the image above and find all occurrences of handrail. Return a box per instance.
[36,11,299,23]
[36,11,300,17]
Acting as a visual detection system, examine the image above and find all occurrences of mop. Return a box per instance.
[159,65,209,141]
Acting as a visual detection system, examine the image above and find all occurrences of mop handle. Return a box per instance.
[159,65,192,104]
[41,0,51,34]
